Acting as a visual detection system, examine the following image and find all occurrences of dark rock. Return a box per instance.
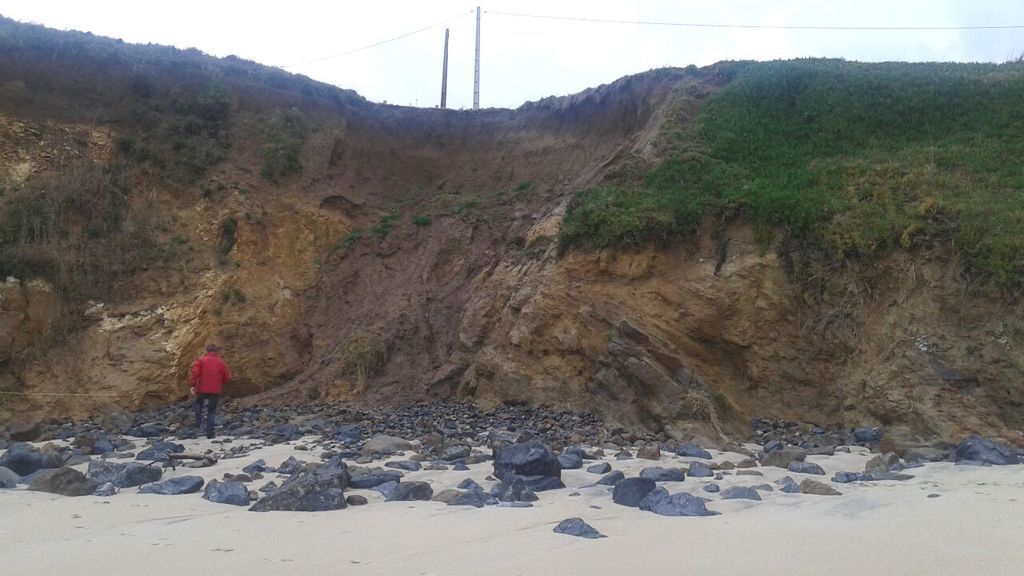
[93,482,117,496]
[637,445,661,460]
[763,439,785,453]
[139,476,205,495]
[91,437,115,455]
[87,461,162,488]
[720,486,761,501]
[553,517,606,538]
[612,477,656,507]
[904,447,949,463]
[734,458,758,468]
[259,481,278,493]
[703,483,720,493]
[853,427,884,444]
[386,481,434,502]
[349,467,404,489]
[586,462,612,474]
[787,461,826,475]
[520,475,565,491]
[457,478,484,492]
[753,484,774,492]
[761,448,805,469]
[8,421,42,442]
[865,453,901,474]
[335,424,363,443]
[346,494,368,506]
[615,449,633,460]
[28,467,99,496]
[203,480,250,506]
[124,423,167,438]
[640,487,717,517]
[864,470,915,481]
[223,473,252,483]
[557,452,583,470]
[276,456,305,475]
[491,475,539,503]
[452,463,470,471]
[596,470,625,486]
[250,458,350,512]
[242,459,269,474]
[135,441,185,461]
[833,471,865,483]
[440,445,472,462]
[446,489,494,508]
[640,467,686,482]
[0,466,18,488]
[363,434,413,455]
[676,443,712,459]
[688,462,714,478]
[735,470,763,476]
[952,436,1020,466]
[385,460,422,472]
[799,479,842,495]
[372,481,399,498]
[0,443,44,476]
[493,441,561,482]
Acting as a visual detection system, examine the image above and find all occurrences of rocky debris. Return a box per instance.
[703,482,720,493]
[761,448,805,469]
[28,467,99,496]
[952,437,1020,466]
[135,441,185,461]
[640,487,717,517]
[688,462,714,478]
[385,460,422,472]
[492,476,539,503]
[138,476,205,495]
[637,445,661,460]
[335,424,363,444]
[596,470,625,486]
[553,517,606,538]
[0,466,19,488]
[720,486,761,501]
[904,447,949,463]
[439,445,472,462]
[763,439,785,453]
[386,481,433,502]
[833,470,914,483]
[0,443,47,476]
[612,477,656,507]
[276,456,305,475]
[799,479,842,496]
[787,461,826,475]
[363,434,413,455]
[87,461,162,488]
[346,494,368,506]
[557,452,583,469]
[203,480,250,506]
[639,467,686,482]
[250,457,350,512]
[348,467,403,489]
[587,462,612,474]
[676,443,712,459]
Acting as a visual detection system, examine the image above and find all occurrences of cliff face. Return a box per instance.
[0,19,1021,443]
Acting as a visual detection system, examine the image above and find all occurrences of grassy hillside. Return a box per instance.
[560,59,1024,288]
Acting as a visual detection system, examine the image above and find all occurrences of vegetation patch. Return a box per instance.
[340,331,390,383]
[559,60,1024,288]
[261,108,307,180]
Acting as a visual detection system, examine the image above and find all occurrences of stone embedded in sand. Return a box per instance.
[457,478,484,492]
[640,467,686,482]
[134,441,184,461]
[139,475,205,495]
[688,462,714,478]
[385,460,422,472]
[703,482,720,493]
[87,461,162,488]
[242,459,269,474]
[676,443,712,459]
[362,434,413,455]
[864,453,901,474]
[28,466,99,496]
[492,475,539,503]
[639,487,718,517]
[597,470,625,486]
[615,449,633,460]
[386,481,433,502]
[258,481,278,493]
[720,486,761,501]
[493,441,562,482]
[250,461,350,512]
[0,466,19,488]
[553,517,606,538]
[799,479,842,496]
[0,443,45,476]
[348,467,404,489]
[787,461,826,475]
[637,445,661,460]
[903,447,949,463]
[558,452,583,470]
[586,462,612,474]
[612,477,656,507]
[346,494,368,506]
[953,436,1020,466]
[734,458,757,469]
[440,445,472,462]
[832,471,864,483]
[761,448,805,469]
[203,480,250,506]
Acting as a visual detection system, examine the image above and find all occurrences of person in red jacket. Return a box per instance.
[189,344,231,439]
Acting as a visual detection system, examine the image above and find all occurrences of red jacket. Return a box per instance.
[189,352,231,395]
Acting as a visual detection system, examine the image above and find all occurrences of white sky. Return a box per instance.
[2,1,1023,109]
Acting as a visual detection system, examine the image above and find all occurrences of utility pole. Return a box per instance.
[473,6,480,110]
[440,28,449,108]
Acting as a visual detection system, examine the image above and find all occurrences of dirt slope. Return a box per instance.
[0,19,1020,444]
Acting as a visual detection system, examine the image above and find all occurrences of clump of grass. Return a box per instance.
[217,216,237,259]
[454,198,479,215]
[261,108,306,180]
[514,180,533,192]
[560,59,1024,287]
[372,213,398,238]
[411,215,432,227]
[336,228,364,253]
[340,331,390,383]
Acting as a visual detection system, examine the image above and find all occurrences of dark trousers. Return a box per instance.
[194,393,219,438]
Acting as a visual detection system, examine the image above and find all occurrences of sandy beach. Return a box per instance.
[3,437,1024,576]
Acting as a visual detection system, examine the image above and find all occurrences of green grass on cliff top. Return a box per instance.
[559,59,1024,287]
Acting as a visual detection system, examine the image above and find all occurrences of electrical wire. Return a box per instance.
[484,10,1024,31]
[281,9,473,68]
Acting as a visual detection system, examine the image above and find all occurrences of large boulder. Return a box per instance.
[493,441,562,482]
[639,487,717,517]
[952,437,1019,465]
[250,457,350,512]
[0,443,44,476]
[612,477,656,507]
[27,467,99,496]
[138,476,205,495]
[87,461,162,488]
[202,480,250,506]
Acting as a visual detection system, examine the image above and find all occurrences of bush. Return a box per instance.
[340,332,389,383]
[261,108,306,180]
[411,215,431,227]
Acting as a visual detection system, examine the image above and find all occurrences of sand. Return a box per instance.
[2,438,1024,576]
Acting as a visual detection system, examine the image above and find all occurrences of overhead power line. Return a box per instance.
[484,10,1024,31]
[282,9,473,68]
